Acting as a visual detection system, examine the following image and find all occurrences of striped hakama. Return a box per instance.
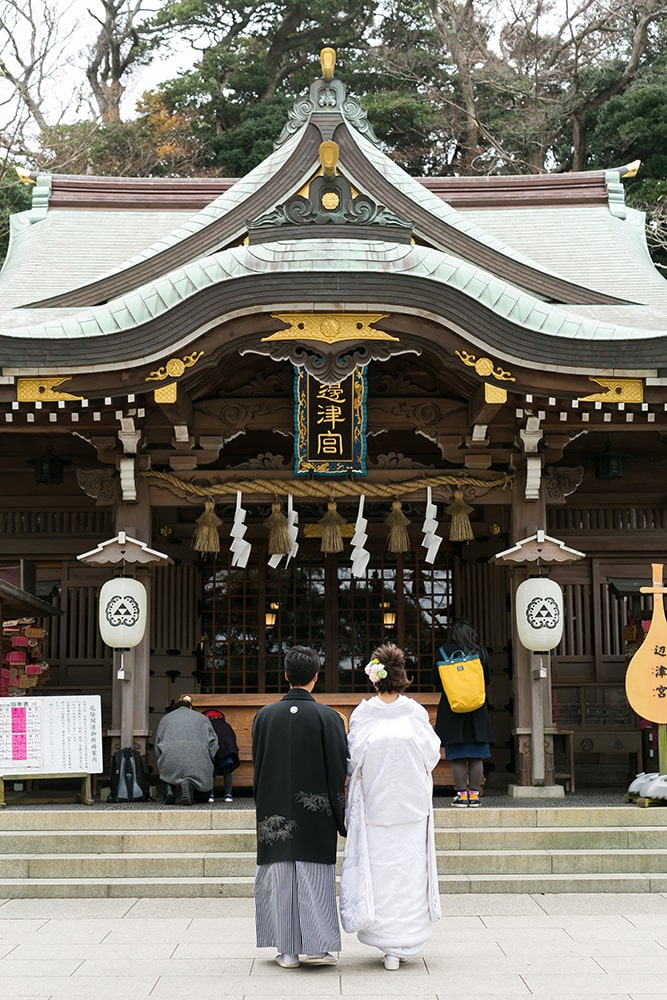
[255,861,341,955]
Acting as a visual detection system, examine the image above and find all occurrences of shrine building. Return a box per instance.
[0,48,665,793]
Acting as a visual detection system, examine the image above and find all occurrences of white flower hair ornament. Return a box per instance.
[365,658,388,684]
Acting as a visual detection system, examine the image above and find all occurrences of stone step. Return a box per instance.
[0,829,257,854]
[1,871,666,899]
[438,849,667,875]
[5,824,667,855]
[0,851,258,879]
[3,803,667,831]
[0,876,257,898]
[3,803,667,897]
[445,827,667,849]
[439,872,667,894]
[4,846,667,880]
[0,807,254,831]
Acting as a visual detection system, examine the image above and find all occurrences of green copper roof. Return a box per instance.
[0,239,663,375]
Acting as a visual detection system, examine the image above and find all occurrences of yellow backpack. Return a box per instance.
[436,647,485,713]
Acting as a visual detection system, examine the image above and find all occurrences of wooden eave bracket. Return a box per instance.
[119,456,137,502]
[524,455,542,500]
[156,384,194,432]
[468,382,507,428]
[517,414,544,500]
[118,418,141,455]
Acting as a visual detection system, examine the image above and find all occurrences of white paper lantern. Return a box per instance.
[515,577,563,651]
[98,577,147,648]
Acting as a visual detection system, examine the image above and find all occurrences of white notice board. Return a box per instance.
[0,696,103,774]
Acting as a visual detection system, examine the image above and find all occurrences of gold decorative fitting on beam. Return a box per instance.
[579,377,643,403]
[154,383,178,404]
[320,47,336,80]
[265,313,396,344]
[456,350,515,382]
[298,172,358,199]
[319,141,339,177]
[17,377,83,402]
[484,383,507,403]
[145,351,204,382]
[305,522,355,539]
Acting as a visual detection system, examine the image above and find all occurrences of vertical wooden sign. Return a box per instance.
[625,563,667,772]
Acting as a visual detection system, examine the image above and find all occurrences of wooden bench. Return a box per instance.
[0,772,94,807]
[187,692,455,791]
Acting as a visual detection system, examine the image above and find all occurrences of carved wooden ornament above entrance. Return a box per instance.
[242,311,421,384]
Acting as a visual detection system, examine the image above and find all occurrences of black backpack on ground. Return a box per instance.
[110,747,150,802]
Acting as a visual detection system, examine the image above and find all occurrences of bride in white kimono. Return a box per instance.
[340,643,442,971]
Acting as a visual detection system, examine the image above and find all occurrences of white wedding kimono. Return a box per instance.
[339,694,442,958]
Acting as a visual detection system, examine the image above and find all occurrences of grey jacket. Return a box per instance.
[155,705,219,791]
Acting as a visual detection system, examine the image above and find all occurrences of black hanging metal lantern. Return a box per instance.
[595,439,624,481]
[28,445,68,484]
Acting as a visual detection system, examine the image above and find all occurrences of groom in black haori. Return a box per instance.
[252,645,348,969]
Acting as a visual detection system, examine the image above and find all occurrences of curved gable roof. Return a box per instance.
[0,239,666,378]
[0,53,665,384]
[14,65,632,311]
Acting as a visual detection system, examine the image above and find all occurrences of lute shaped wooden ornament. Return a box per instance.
[625,563,667,724]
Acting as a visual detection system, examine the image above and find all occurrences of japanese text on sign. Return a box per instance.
[0,696,103,774]
[294,366,367,475]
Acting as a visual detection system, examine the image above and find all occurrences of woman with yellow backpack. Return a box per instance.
[433,619,493,807]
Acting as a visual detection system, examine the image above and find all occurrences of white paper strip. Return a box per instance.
[350,494,370,578]
[230,490,252,568]
[285,493,299,565]
[421,486,443,564]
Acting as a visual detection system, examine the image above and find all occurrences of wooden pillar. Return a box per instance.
[509,470,557,788]
[110,480,152,758]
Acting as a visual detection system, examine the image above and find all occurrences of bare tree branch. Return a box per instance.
[0,0,74,134]
[86,0,155,122]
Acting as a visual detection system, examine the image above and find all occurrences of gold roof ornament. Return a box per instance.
[145,351,204,382]
[17,377,83,402]
[320,47,336,80]
[456,349,515,382]
[15,167,36,185]
[319,141,339,177]
[265,312,397,344]
[619,159,641,179]
[579,377,643,403]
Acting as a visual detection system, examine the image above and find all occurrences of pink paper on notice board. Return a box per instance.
[11,706,27,759]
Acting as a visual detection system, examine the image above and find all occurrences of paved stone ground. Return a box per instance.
[1,891,667,999]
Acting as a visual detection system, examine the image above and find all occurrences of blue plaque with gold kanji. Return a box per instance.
[294,366,366,476]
